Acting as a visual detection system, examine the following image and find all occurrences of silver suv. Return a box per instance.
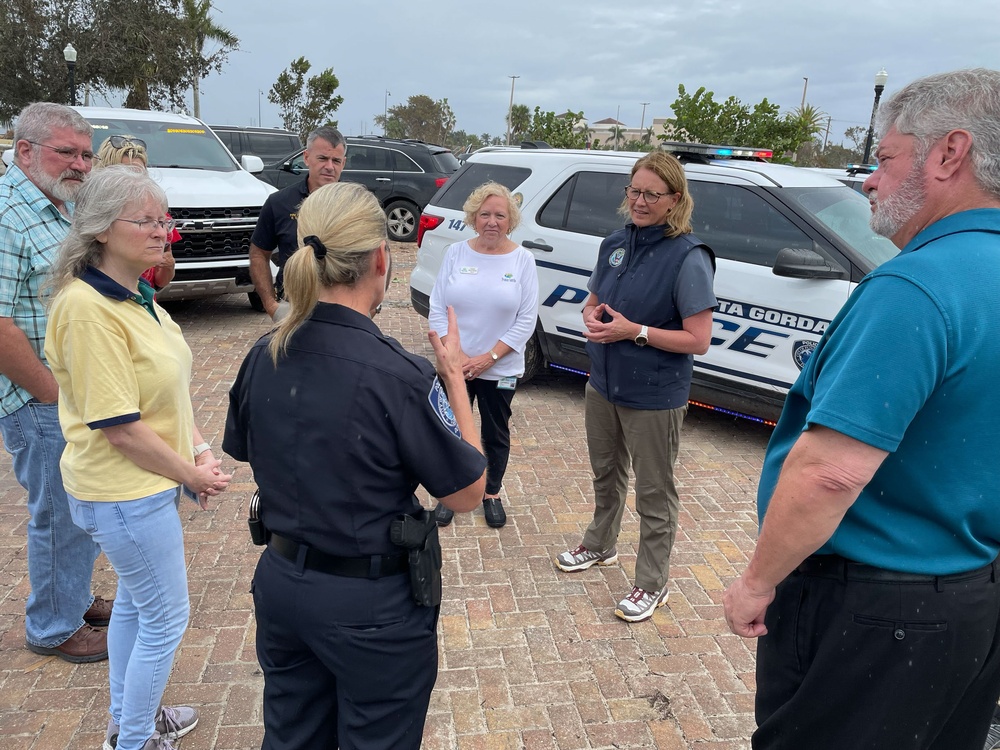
[410,144,898,423]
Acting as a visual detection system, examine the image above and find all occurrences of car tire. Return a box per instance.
[518,335,543,384]
[385,200,419,243]
[248,291,266,312]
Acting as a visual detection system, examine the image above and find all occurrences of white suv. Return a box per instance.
[77,107,276,303]
[410,144,898,423]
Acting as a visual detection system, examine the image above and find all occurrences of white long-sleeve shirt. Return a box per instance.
[428,241,539,380]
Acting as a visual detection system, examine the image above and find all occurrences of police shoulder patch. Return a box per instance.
[428,376,461,437]
[792,340,817,371]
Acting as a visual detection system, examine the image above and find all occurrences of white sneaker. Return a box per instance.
[614,586,668,622]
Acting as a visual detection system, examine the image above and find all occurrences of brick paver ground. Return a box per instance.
[0,243,769,748]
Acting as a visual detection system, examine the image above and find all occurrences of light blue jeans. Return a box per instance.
[68,487,190,750]
[0,400,100,646]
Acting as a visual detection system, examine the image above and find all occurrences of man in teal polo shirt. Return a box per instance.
[724,68,1000,749]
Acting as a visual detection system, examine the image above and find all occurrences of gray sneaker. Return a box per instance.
[139,736,176,750]
[615,586,668,622]
[984,722,1000,750]
[104,706,199,749]
[555,544,618,572]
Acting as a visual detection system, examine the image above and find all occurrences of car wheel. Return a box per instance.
[248,291,266,312]
[518,335,542,384]
[385,200,419,243]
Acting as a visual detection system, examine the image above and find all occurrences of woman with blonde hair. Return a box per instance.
[555,151,717,623]
[223,181,486,749]
[45,166,231,750]
[93,134,177,291]
[428,181,539,529]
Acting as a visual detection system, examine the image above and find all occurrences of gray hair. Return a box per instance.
[306,125,346,151]
[45,166,168,300]
[13,102,92,167]
[876,68,1000,198]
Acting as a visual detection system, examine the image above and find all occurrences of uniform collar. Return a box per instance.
[309,301,382,335]
[902,208,1000,254]
[626,222,669,244]
[299,176,312,198]
[81,266,159,318]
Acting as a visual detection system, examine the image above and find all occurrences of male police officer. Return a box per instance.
[723,68,1000,750]
[248,126,346,319]
[0,102,109,662]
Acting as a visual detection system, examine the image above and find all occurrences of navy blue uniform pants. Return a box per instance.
[754,555,1000,750]
[252,548,438,750]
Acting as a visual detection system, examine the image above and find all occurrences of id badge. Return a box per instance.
[497,376,517,391]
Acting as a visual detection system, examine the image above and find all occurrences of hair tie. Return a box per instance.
[304,235,327,260]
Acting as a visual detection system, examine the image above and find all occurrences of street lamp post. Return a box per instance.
[862,68,889,165]
[384,90,390,135]
[506,75,520,145]
[63,43,77,107]
[801,77,808,110]
[258,89,263,128]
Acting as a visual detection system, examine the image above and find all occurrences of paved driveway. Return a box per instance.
[0,244,769,749]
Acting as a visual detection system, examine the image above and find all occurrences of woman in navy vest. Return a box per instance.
[555,151,717,622]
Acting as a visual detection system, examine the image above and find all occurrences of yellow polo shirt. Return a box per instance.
[45,270,194,501]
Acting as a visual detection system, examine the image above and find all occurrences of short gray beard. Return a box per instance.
[869,162,927,239]
[27,160,87,203]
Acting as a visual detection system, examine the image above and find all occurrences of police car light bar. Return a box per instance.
[846,163,876,174]
[659,141,773,160]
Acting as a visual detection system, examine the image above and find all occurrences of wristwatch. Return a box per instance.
[489,349,499,361]
[634,325,649,347]
[193,442,212,457]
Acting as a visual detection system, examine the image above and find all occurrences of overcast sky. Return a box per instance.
[175,0,998,147]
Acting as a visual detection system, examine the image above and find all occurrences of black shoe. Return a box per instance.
[483,496,506,528]
[434,502,454,527]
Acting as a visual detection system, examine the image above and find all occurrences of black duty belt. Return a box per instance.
[267,533,409,579]
[797,554,996,588]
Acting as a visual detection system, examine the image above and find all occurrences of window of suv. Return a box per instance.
[393,150,421,172]
[538,171,629,237]
[346,145,393,171]
[90,118,237,171]
[246,132,300,162]
[433,163,532,210]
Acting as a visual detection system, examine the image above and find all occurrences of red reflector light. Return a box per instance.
[417,214,443,247]
[754,149,773,159]
[435,177,448,188]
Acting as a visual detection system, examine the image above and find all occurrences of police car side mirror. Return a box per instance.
[772,247,848,280]
[241,155,264,174]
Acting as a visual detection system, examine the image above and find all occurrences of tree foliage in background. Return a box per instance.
[0,0,240,122]
[506,103,530,143]
[268,57,343,142]
[665,84,815,159]
[181,0,238,118]
[374,95,455,145]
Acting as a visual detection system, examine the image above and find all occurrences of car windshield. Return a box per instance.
[781,186,899,269]
[88,118,238,172]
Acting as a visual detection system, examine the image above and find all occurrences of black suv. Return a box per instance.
[210,125,303,164]
[257,136,460,242]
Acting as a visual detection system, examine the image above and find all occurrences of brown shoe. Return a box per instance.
[27,624,108,663]
[84,595,114,627]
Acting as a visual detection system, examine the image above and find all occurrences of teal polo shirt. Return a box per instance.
[759,209,1000,575]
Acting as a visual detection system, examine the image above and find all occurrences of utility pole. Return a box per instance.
[506,75,520,145]
[384,91,391,135]
[822,116,832,152]
[640,102,650,133]
[801,77,808,109]
[614,104,621,150]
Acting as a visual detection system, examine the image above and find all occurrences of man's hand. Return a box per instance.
[723,574,776,638]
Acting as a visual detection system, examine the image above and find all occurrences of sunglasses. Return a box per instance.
[108,135,147,150]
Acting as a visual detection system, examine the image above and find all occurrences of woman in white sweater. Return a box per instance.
[428,182,539,528]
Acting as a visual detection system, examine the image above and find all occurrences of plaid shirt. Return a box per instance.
[0,165,73,417]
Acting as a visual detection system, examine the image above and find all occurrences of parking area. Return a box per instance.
[0,243,769,749]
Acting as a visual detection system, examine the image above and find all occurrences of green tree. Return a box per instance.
[181,0,238,119]
[844,126,868,153]
[525,107,589,149]
[665,84,808,159]
[268,57,343,142]
[506,103,530,143]
[373,95,455,145]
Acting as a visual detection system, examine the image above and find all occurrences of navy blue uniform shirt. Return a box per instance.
[223,303,486,557]
[250,177,310,267]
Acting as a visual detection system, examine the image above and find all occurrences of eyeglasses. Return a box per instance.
[108,135,147,150]
[27,141,95,163]
[624,186,671,204]
[115,218,177,232]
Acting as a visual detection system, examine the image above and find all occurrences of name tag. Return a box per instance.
[459,266,478,275]
[497,376,517,391]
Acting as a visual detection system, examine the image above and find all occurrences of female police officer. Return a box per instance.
[223,182,486,750]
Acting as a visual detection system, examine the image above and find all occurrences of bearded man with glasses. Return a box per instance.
[0,101,111,663]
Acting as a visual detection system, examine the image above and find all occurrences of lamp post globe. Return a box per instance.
[862,67,889,165]
[63,43,78,107]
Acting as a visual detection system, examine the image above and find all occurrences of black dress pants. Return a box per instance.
[466,378,516,496]
[252,548,439,750]
[754,555,1000,750]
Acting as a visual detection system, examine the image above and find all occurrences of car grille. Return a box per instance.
[171,206,260,260]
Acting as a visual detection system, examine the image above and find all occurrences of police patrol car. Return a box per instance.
[409,143,898,423]
[804,163,876,194]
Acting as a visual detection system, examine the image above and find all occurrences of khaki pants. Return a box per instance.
[581,383,686,592]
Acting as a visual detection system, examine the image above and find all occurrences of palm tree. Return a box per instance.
[182,0,238,119]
